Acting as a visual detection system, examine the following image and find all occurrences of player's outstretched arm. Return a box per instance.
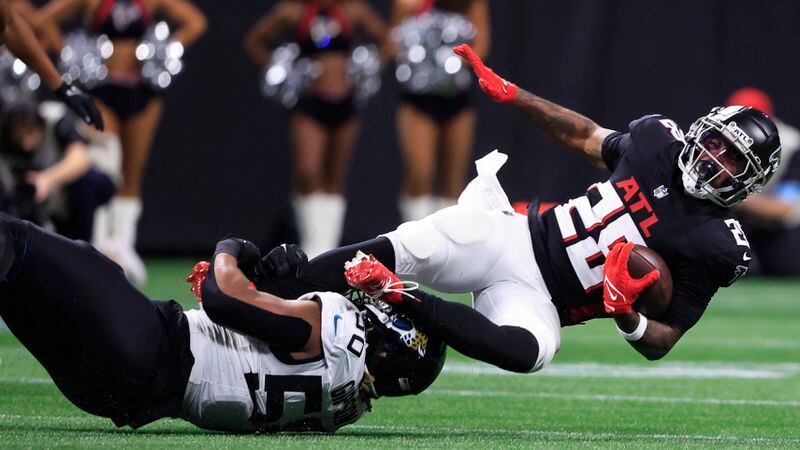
[194,238,323,359]
[454,44,614,170]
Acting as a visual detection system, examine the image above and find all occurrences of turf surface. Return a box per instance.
[0,258,798,448]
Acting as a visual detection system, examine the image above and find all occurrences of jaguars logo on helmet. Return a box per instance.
[360,304,446,397]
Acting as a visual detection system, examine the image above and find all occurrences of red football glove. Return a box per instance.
[453,44,518,103]
[602,242,661,315]
[186,261,210,302]
[344,251,405,304]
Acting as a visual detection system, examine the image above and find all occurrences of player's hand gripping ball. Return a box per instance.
[602,242,661,315]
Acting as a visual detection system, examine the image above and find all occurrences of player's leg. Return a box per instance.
[397,102,440,221]
[289,111,338,257]
[108,97,164,284]
[472,282,561,372]
[438,107,476,201]
[383,205,528,293]
[0,214,187,423]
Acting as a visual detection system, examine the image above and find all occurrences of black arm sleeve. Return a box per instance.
[256,237,396,299]
[660,262,717,332]
[201,267,312,351]
[399,290,540,373]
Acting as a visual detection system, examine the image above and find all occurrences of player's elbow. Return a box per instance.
[643,349,668,361]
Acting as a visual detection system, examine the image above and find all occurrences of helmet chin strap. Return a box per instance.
[682,171,709,200]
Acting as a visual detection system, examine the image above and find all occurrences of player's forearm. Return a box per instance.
[206,254,317,352]
[1,3,63,89]
[614,312,682,361]
[512,88,605,165]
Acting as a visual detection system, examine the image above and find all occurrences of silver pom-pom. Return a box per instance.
[348,44,381,106]
[0,48,41,106]
[261,43,321,109]
[58,32,113,90]
[393,11,475,96]
[137,21,184,91]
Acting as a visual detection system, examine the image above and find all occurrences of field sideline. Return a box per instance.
[0,258,798,448]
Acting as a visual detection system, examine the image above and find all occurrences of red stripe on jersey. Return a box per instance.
[585,281,603,293]
[567,302,607,323]
[585,205,626,233]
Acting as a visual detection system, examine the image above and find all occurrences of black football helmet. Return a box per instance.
[361,303,446,397]
[679,105,781,207]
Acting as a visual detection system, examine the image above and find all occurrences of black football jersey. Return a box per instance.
[528,115,752,330]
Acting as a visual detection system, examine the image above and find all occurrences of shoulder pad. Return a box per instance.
[629,114,686,144]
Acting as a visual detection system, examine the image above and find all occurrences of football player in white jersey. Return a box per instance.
[0,213,445,431]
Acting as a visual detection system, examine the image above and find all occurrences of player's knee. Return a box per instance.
[526,327,559,373]
[500,327,540,373]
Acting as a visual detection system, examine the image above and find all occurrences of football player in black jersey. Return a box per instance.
[254,43,781,374]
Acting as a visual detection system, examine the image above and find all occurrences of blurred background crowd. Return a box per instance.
[1,0,799,284]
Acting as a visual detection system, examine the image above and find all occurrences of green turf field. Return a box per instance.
[0,258,798,448]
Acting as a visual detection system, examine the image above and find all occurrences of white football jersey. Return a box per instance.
[180,292,369,433]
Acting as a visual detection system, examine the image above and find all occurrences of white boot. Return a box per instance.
[399,194,437,222]
[293,193,347,258]
[108,197,147,285]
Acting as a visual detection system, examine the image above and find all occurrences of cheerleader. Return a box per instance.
[392,0,489,221]
[244,0,387,258]
[37,0,206,284]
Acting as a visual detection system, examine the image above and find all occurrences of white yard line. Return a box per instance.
[349,424,800,445]
[444,361,800,379]
[426,388,800,408]
[0,414,796,444]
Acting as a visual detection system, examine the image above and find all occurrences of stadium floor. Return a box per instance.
[0,258,798,448]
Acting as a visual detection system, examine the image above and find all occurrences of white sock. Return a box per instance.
[294,193,347,258]
[399,194,437,222]
[110,197,142,249]
[108,197,147,284]
[320,193,346,251]
[91,205,111,250]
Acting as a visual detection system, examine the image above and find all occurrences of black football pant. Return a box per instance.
[0,213,188,427]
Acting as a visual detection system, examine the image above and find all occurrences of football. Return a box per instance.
[628,245,673,319]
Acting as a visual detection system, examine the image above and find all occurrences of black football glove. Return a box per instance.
[263,243,308,279]
[54,83,105,131]
[214,237,262,281]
